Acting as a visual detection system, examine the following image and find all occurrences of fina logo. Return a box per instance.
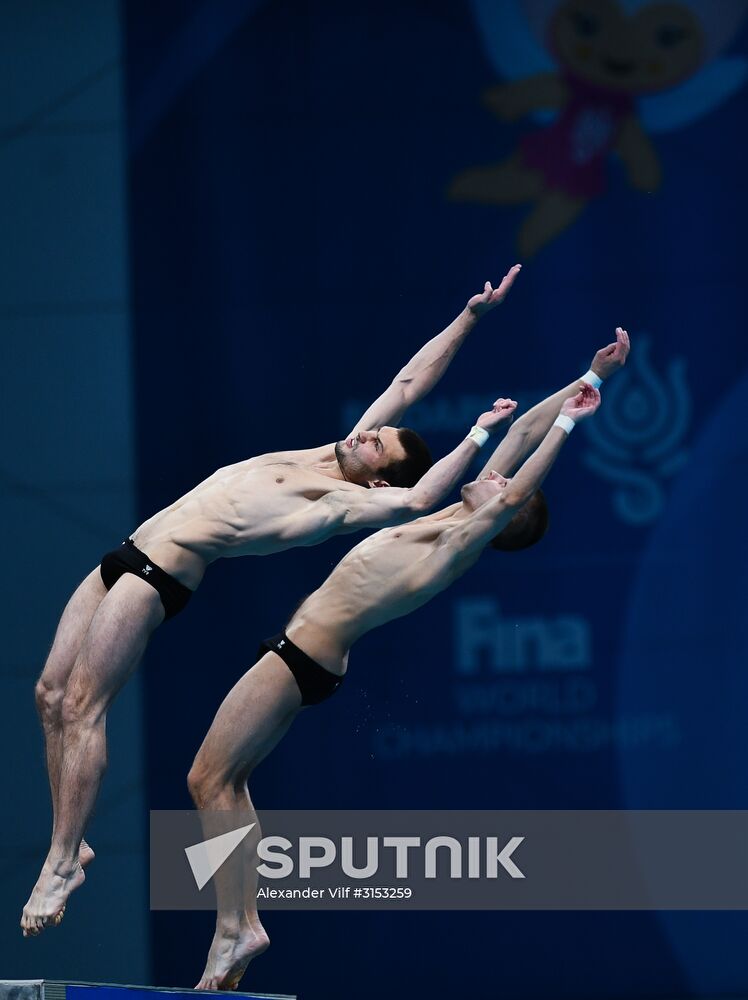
[455,598,590,674]
[581,335,690,525]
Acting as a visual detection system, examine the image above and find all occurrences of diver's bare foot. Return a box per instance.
[195,919,270,991]
[79,839,95,869]
[20,859,85,937]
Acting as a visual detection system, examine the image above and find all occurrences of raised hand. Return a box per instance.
[560,384,600,423]
[467,264,522,319]
[476,398,518,432]
[590,327,630,380]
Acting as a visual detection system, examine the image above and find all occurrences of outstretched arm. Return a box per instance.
[324,398,517,532]
[347,265,522,436]
[481,326,629,478]
[458,385,601,551]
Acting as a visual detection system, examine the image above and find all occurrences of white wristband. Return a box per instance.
[553,414,576,435]
[581,369,603,390]
[467,425,489,448]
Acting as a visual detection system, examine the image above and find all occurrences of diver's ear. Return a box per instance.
[368,478,390,489]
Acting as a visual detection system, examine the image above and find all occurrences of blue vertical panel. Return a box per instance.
[1,0,148,983]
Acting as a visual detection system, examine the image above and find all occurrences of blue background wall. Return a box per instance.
[123,1,748,997]
[1,0,148,983]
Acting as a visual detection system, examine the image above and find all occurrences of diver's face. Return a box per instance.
[334,426,406,484]
[550,0,704,93]
[460,469,509,511]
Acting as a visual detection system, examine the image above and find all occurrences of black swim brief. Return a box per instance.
[99,538,193,620]
[257,631,343,706]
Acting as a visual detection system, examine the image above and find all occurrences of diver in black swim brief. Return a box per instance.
[187,377,612,992]
[21,265,519,936]
[24,268,531,940]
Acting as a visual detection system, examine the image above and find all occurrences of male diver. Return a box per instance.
[22,265,523,935]
[187,328,628,989]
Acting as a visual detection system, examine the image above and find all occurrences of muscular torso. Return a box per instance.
[130,448,359,588]
[286,504,479,673]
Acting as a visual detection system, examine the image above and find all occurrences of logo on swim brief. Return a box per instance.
[143,564,153,576]
[277,639,286,648]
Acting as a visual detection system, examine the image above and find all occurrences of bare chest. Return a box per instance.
[343,521,446,585]
[201,463,333,518]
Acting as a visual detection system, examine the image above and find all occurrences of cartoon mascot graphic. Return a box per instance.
[451,0,748,257]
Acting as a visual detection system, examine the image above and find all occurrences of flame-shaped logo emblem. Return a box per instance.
[581,336,690,525]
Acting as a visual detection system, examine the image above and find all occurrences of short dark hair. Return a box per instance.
[490,489,549,551]
[380,427,433,488]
